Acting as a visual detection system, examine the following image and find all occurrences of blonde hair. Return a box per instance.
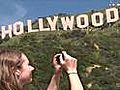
[0,49,24,90]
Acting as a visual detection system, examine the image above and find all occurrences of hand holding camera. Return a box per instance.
[53,51,78,74]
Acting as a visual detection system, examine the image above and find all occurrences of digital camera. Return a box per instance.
[56,53,64,64]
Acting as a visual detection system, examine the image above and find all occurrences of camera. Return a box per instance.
[56,53,65,64]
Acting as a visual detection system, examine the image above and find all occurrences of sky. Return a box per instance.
[0,0,117,26]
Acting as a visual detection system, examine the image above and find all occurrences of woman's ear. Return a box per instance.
[15,69,21,77]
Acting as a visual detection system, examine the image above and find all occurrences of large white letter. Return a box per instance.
[38,18,50,31]
[106,8,119,23]
[77,14,89,28]
[61,16,74,30]
[13,21,24,35]
[47,16,58,31]
[91,12,104,27]
[27,20,39,33]
[1,25,12,39]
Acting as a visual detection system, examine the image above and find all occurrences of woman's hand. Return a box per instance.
[52,54,62,74]
[61,51,77,73]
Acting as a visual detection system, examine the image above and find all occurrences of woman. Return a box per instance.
[0,49,34,90]
[0,49,84,90]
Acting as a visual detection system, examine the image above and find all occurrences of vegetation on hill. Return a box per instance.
[0,26,120,90]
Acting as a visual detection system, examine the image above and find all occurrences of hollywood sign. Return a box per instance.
[0,7,120,39]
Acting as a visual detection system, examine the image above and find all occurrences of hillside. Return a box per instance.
[0,6,120,90]
[0,26,120,90]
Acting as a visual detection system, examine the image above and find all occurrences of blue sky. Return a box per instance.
[0,0,114,26]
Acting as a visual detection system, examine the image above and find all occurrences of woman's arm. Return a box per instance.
[68,71,84,90]
[47,54,62,90]
[61,51,84,90]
